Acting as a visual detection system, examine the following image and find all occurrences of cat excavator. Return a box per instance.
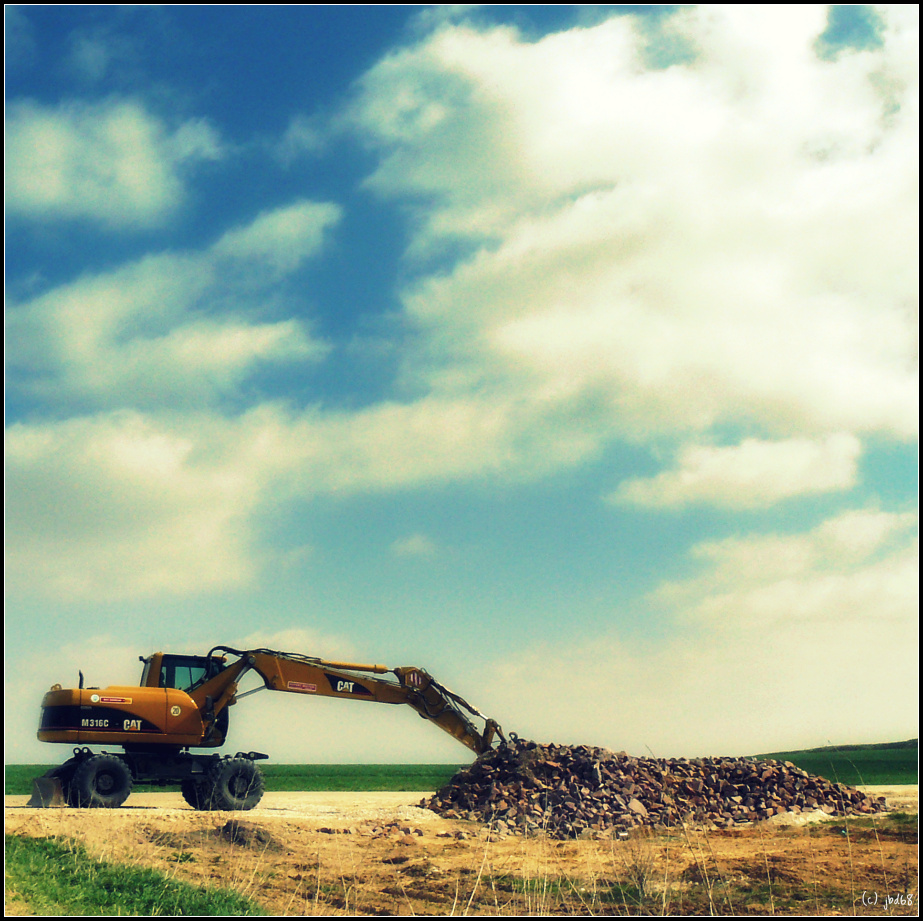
[30,645,505,810]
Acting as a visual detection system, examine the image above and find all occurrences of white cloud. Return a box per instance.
[282,391,605,497]
[485,506,918,756]
[66,32,114,83]
[2,390,588,603]
[611,433,862,509]
[350,7,918,446]
[391,533,438,558]
[487,611,918,758]
[7,201,338,411]
[276,114,327,164]
[5,98,224,227]
[5,8,918,615]
[654,507,919,627]
[232,627,361,662]
[212,200,342,274]
[4,412,269,601]
[4,6,37,69]
[168,118,226,163]
[2,397,374,603]
[62,22,148,86]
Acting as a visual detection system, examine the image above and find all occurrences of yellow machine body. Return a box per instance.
[38,685,203,748]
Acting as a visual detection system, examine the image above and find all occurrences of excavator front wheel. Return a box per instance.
[68,754,133,808]
[203,757,264,811]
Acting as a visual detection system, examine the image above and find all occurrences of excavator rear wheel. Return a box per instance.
[180,777,208,810]
[203,757,264,811]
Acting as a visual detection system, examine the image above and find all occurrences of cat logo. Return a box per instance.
[324,674,371,695]
[123,719,142,731]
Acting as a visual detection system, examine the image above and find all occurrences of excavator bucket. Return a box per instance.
[28,774,67,808]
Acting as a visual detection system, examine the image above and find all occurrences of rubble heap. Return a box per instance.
[422,736,888,838]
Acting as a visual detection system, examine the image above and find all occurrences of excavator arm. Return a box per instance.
[197,647,504,755]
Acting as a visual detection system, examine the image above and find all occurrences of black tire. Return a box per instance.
[204,758,264,811]
[69,754,133,808]
[49,760,78,796]
[180,777,208,810]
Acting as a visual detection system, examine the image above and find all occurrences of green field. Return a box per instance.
[754,739,918,786]
[6,741,916,796]
[258,761,465,791]
[5,762,466,796]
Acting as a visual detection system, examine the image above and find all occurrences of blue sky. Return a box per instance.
[5,5,918,764]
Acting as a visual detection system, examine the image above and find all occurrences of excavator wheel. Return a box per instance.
[203,757,265,811]
[180,778,208,810]
[68,754,133,808]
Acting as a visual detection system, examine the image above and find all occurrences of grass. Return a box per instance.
[6,765,53,795]
[473,810,919,916]
[754,741,918,785]
[259,762,465,792]
[7,741,918,795]
[5,761,464,795]
[5,808,917,916]
[4,834,263,916]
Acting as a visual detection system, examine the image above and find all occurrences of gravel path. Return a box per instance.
[5,790,439,824]
[6,785,916,819]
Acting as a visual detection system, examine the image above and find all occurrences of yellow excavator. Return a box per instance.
[31,645,504,810]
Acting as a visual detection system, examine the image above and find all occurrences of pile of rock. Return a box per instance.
[422,736,888,838]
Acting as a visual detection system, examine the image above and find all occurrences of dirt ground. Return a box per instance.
[5,786,918,916]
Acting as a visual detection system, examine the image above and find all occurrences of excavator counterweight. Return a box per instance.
[33,644,505,810]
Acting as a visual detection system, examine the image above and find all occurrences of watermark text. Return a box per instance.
[861,891,914,908]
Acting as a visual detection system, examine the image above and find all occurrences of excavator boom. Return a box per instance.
[209,646,504,755]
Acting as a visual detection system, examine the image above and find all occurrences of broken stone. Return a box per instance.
[421,736,888,839]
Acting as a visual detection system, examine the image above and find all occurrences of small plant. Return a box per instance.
[887,812,919,830]
[167,850,195,863]
[617,827,659,909]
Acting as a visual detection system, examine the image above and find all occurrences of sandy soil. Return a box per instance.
[857,786,918,813]
[5,787,918,916]
[6,789,443,820]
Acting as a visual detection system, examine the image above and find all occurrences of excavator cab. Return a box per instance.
[140,653,226,692]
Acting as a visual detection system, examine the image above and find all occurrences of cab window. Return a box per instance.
[158,656,218,692]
